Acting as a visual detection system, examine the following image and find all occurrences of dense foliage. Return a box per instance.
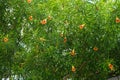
[0,0,120,80]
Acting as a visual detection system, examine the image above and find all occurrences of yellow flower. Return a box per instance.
[70,49,75,56]
[3,37,8,42]
[72,66,76,72]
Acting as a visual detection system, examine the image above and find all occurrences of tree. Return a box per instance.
[0,0,120,79]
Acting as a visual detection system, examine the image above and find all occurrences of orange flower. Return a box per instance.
[3,37,8,42]
[29,16,33,21]
[79,24,85,30]
[93,47,98,51]
[72,66,76,72]
[70,49,75,56]
[116,17,120,23]
[41,19,47,25]
[63,37,67,43]
[108,64,114,71]
[27,0,31,3]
